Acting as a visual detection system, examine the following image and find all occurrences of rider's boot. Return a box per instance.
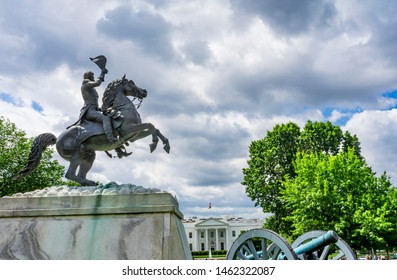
[115,146,132,158]
[103,116,118,144]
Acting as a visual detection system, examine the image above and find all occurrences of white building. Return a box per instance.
[182,217,264,252]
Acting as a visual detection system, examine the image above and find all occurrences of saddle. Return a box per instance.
[69,117,123,145]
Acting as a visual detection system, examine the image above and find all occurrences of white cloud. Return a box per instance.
[327,110,348,123]
[1,0,397,219]
[344,109,397,183]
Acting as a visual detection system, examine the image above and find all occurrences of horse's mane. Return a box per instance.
[102,78,125,111]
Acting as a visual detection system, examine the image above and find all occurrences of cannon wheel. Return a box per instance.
[291,230,357,260]
[226,229,298,260]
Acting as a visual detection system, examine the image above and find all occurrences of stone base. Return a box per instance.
[0,185,192,260]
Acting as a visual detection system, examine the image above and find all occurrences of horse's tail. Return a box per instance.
[13,133,57,180]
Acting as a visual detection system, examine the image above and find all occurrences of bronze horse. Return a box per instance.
[16,76,170,186]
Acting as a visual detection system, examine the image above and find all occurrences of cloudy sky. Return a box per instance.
[1,0,397,219]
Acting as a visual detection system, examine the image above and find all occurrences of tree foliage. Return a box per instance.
[242,122,300,234]
[299,120,361,156]
[0,117,65,197]
[282,150,397,251]
[242,120,361,235]
[242,120,397,252]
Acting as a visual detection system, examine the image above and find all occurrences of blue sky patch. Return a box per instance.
[321,106,363,126]
[382,89,397,99]
[0,92,18,105]
[381,89,397,109]
[31,101,43,113]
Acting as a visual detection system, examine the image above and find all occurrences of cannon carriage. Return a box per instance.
[226,229,357,260]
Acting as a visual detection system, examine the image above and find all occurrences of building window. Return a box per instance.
[189,232,192,239]
[189,243,193,251]
[210,231,214,238]
[220,231,224,238]
[200,231,204,238]
[201,243,205,251]
[232,230,236,237]
[221,242,224,250]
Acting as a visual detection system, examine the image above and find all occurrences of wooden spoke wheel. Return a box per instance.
[291,230,357,260]
[226,229,298,260]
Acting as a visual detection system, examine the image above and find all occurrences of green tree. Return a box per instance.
[242,120,362,235]
[282,149,397,252]
[299,120,361,156]
[242,122,300,234]
[381,187,397,254]
[353,173,397,255]
[0,117,65,197]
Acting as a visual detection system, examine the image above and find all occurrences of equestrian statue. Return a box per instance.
[15,55,170,186]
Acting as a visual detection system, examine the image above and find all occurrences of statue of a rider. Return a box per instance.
[69,56,131,158]
[80,70,117,144]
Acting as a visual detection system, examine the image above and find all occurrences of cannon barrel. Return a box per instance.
[244,230,339,260]
[293,230,339,256]
[226,229,356,260]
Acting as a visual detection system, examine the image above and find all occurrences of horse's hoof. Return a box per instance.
[164,144,170,153]
[149,143,157,153]
[81,179,97,186]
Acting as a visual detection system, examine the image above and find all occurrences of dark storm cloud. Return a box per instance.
[0,1,83,74]
[183,160,242,187]
[97,4,175,60]
[181,40,213,65]
[357,1,397,66]
[219,0,397,116]
[178,130,249,161]
[210,62,372,117]
[165,111,251,161]
[231,0,337,35]
[142,88,205,117]
[28,33,78,70]
[146,0,170,8]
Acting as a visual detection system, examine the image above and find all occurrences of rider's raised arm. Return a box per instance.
[81,69,107,89]
[82,78,102,88]
[88,69,107,87]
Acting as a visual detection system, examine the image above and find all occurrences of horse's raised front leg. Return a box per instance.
[121,122,170,153]
[136,124,170,153]
[150,128,159,153]
[155,128,170,153]
[122,123,158,152]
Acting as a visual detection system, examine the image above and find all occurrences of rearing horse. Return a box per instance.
[16,76,170,186]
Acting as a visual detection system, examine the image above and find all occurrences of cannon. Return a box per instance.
[226,229,357,260]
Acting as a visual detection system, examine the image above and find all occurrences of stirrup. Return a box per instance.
[106,134,118,144]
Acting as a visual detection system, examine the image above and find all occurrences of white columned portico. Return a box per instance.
[184,217,265,253]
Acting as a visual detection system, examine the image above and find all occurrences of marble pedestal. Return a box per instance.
[0,185,191,260]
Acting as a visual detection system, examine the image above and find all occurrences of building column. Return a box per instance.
[226,227,230,251]
[195,229,199,251]
[215,228,219,251]
[205,228,208,251]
